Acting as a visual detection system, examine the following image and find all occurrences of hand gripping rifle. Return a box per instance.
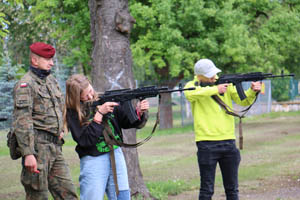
[216,72,294,100]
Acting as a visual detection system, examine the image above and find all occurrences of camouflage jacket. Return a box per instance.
[12,70,64,156]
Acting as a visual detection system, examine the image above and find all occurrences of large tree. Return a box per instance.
[130,0,300,128]
[130,0,261,129]
[130,0,300,79]
[88,0,151,198]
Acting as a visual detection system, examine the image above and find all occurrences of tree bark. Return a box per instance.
[158,93,173,129]
[155,68,184,129]
[88,0,151,198]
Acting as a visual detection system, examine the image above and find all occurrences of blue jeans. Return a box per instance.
[196,140,241,200]
[79,147,130,200]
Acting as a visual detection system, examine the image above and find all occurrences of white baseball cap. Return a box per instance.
[194,59,221,78]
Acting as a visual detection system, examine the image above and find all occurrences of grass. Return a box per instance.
[137,110,300,199]
[1,108,300,200]
[146,180,192,199]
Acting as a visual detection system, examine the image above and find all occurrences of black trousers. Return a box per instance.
[196,140,241,200]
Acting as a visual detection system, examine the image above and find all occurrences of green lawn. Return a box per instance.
[1,110,300,199]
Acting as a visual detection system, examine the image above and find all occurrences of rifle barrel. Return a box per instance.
[159,87,195,93]
[268,74,294,78]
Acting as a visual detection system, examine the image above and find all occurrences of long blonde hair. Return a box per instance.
[63,74,96,132]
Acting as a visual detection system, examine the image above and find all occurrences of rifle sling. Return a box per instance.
[211,93,258,150]
[102,113,159,196]
[104,135,119,196]
[102,96,161,196]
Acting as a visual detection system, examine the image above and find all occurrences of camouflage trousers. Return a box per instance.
[21,135,78,200]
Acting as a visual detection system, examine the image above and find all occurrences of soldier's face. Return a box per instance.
[80,84,95,102]
[33,56,54,71]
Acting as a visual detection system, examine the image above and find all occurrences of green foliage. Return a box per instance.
[0,0,23,43]
[130,0,300,84]
[271,78,292,102]
[255,4,300,76]
[1,0,54,66]
[131,0,259,83]
[0,13,10,41]
[2,0,91,73]
[3,0,300,83]
[28,0,92,74]
[130,0,201,83]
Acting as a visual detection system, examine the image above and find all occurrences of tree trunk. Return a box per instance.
[88,0,151,198]
[159,93,173,129]
[157,77,183,129]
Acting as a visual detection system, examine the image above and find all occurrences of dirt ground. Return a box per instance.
[168,176,300,200]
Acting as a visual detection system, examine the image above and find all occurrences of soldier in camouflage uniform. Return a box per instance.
[12,42,78,200]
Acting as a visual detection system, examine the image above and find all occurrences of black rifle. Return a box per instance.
[92,85,195,123]
[0,117,8,122]
[215,72,294,100]
[90,85,194,196]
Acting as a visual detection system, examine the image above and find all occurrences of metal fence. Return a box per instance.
[234,80,272,116]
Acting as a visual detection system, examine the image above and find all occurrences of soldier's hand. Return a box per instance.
[25,155,40,174]
[59,131,64,140]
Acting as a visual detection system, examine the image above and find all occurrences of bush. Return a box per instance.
[271,78,291,102]
[0,52,24,130]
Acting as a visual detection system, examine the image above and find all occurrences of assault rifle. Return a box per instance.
[91,85,195,123]
[215,72,294,100]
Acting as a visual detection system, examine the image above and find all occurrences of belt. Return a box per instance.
[37,130,59,144]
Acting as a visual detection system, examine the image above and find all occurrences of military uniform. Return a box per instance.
[13,69,78,200]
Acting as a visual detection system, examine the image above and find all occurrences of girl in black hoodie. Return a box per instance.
[63,74,149,200]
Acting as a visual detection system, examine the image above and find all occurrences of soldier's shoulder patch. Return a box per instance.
[15,81,31,95]
[15,84,31,107]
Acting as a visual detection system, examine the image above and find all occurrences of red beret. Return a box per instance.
[30,42,55,58]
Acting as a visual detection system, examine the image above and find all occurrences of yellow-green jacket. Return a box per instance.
[184,76,257,142]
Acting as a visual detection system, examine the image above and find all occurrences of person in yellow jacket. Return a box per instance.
[184,59,261,200]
